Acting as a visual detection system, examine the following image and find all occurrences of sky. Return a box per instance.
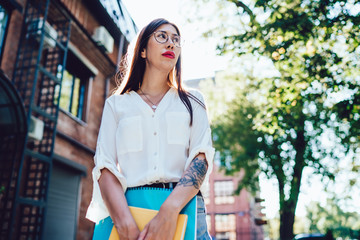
[121,0,360,220]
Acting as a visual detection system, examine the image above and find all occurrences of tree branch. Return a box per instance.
[229,0,256,22]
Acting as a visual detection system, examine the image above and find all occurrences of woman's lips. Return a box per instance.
[162,51,175,59]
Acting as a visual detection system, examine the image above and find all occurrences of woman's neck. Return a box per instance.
[141,66,170,95]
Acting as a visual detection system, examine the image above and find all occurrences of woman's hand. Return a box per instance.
[98,168,140,239]
[137,205,179,240]
[137,154,208,240]
[114,214,140,240]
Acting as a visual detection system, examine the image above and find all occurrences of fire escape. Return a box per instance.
[1,0,70,239]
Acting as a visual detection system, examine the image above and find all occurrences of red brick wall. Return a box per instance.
[53,137,94,240]
[54,74,117,240]
[60,0,119,64]
[53,1,120,238]
[1,1,121,239]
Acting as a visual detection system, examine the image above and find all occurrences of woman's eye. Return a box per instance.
[173,37,180,43]
[158,33,167,39]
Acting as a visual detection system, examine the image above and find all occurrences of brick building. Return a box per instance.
[204,165,266,240]
[0,0,136,239]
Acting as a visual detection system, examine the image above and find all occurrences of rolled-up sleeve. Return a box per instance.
[185,90,215,191]
[86,96,127,223]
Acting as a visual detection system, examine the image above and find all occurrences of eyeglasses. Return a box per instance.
[152,31,183,48]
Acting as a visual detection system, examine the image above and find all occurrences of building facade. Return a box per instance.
[0,0,136,239]
[204,165,266,240]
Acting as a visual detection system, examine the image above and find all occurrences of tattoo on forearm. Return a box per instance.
[178,157,208,189]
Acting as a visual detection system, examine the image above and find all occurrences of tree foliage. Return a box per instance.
[306,197,360,239]
[191,0,360,239]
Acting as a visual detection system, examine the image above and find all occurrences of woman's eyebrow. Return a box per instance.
[157,30,179,36]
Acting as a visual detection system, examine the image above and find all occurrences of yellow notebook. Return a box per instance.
[109,206,188,240]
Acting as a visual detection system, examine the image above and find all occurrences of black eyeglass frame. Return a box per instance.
[152,30,184,48]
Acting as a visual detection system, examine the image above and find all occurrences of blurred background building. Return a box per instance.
[204,165,266,240]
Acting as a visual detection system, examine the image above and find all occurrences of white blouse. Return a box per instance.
[86,87,215,223]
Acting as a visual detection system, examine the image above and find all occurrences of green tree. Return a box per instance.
[190,0,360,239]
[306,197,360,239]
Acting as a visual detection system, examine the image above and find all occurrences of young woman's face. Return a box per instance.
[141,24,181,73]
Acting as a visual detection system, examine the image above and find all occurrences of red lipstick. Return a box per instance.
[162,51,175,59]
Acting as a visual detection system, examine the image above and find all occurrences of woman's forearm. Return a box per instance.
[137,153,208,240]
[98,168,134,228]
[161,153,208,214]
[178,153,208,189]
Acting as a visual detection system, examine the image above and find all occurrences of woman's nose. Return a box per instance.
[166,39,175,49]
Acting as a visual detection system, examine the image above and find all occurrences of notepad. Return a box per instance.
[108,206,188,240]
[92,187,197,240]
[124,187,197,240]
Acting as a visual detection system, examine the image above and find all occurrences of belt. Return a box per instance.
[129,182,202,197]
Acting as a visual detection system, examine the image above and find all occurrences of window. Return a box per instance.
[58,51,92,122]
[215,214,236,232]
[215,214,236,240]
[214,180,235,204]
[0,4,9,61]
[215,232,236,240]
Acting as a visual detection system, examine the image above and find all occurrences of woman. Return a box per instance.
[86,18,215,240]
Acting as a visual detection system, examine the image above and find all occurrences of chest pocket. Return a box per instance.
[166,112,190,146]
[116,116,143,154]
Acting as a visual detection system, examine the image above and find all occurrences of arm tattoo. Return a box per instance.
[178,157,208,189]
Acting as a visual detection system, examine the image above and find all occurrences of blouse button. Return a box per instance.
[154,132,157,136]
[152,114,155,118]
[154,152,157,156]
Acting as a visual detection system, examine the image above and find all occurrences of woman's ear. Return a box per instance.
[141,48,146,58]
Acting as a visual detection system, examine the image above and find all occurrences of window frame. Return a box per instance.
[0,0,22,66]
[58,50,94,124]
[0,3,9,65]
[214,180,235,205]
[215,213,237,233]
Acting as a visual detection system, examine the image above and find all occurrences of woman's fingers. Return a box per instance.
[137,213,177,240]
[137,224,149,240]
[115,219,140,240]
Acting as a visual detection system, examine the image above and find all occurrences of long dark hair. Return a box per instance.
[114,18,205,125]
